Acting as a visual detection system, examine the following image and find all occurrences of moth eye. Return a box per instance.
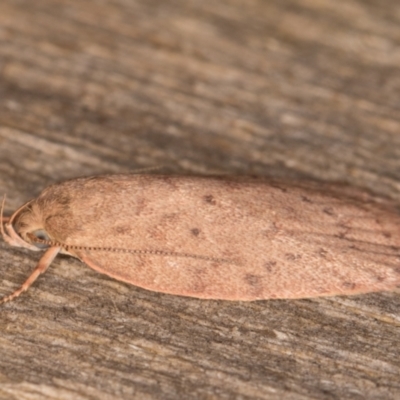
[32,229,50,241]
[30,229,51,249]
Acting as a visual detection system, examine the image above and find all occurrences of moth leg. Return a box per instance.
[0,246,61,304]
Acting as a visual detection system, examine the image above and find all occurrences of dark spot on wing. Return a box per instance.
[189,268,207,293]
[317,287,329,294]
[301,196,312,203]
[323,207,335,216]
[191,228,200,236]
[244,274,263,296]
[204,195,216,205]
[134,197,148,216]
[244,274,263,298]
[264,261,277,272]
[114,225,131,234]
[318,248,328,258]
[285,253,301,261]
[342,281,356,289]
[336,223,351,239]
[245,274,260,286]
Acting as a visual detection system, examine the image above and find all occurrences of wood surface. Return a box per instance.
[0,0,399,399]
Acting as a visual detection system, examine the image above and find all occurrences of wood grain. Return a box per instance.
[0,0,399,399]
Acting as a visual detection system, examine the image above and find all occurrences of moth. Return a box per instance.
[1,174,400,303]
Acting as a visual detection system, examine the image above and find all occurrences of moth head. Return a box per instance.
[5,200,53,250]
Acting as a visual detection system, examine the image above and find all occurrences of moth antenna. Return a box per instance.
[26,232,60,248]
[65,244,238,265]
[23,234,233,264]
[124,249,236,264]
[0,246,61,304]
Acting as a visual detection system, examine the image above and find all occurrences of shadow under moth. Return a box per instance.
[1,174,400,303]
